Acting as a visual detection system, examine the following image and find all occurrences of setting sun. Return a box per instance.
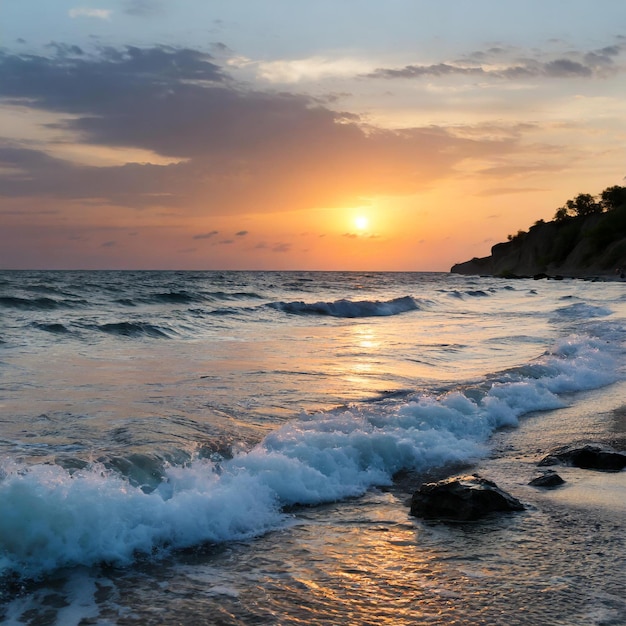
[355,215,369,231]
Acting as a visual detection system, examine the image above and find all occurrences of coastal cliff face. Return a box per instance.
[451,208,626,278]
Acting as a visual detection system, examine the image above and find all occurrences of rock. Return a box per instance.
[410,474,524,521]
[529,470,565,488]
[538,444,626,471]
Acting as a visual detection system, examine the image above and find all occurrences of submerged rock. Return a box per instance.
[410,474,524,521]
[529,470,565,488]
[538,444,626,471]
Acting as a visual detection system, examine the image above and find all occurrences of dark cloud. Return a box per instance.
[45,42,85,57]
[0,44,517,215]
[367,43,625,81]
[0,45,224,120]
[584,45,621,67]
[235,230,248,236]
[368,63,485,79]
[193,230,219,239]
[543,59,591,78]
[101,240,117,247]
[368,59,597,80]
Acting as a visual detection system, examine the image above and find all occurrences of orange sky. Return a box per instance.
[1,1,626,270]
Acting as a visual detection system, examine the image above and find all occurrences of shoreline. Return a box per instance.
[450,268,626,281]
[390,379,626,624]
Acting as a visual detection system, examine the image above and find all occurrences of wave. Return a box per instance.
[0,296,86,310]
[444,289,492,299]
[95,322,173,338]
[211,291,265,301]
[114,298,137,307]
[268,295,420,318]
[149,291,206,304]
[22,284,68,296]
[31,322,71,334]
[554,302,613,319]
[113,291,265,307]
[0,332,617,579]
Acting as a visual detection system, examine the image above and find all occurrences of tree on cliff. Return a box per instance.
[555,185,626,221]
[555,193,602,221]
[453,184,626,276]
[600,185,626,212]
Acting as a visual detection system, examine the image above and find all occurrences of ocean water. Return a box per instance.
[1,270,625,625]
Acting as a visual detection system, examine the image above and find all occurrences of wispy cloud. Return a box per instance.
[257,56,374,83]
[193,231,219,240]
[272,243,291,253]
[68,7,112,20]
[366,42,626,81]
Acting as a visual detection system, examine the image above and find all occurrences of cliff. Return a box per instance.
[451,206,626,279]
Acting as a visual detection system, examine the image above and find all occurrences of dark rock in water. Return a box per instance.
[538,444,626,471]
[410,474,524,521]
[529,470,565,488]
[533,273,549,280]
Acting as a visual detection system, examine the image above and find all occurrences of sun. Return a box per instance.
[354,215,369,231]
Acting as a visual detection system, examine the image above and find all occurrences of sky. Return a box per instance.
[1,1,626,270]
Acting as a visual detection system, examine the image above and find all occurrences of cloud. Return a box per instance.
[272,243,291,253]
[235,230,248,236]
[193,230,219,239]
[367,59,595,80]
[368,63,486,79]
[257,56,374,83]
[366,42,625,81]
[69,8,112,20]
[475,187,545,197]
[0,44,516,216]
[543,59,591,78]
[477,163,564,178]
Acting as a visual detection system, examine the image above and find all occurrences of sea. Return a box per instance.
[0,270,625,626]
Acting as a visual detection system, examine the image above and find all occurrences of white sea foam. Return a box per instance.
[0,333,618,579]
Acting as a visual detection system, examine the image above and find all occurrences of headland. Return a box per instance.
[451,185,626,279]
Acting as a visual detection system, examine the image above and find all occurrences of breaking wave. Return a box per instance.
[268,295,420,318]
[0,333,617,579]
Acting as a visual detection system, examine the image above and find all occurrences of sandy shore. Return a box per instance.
[386,378,626,625]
